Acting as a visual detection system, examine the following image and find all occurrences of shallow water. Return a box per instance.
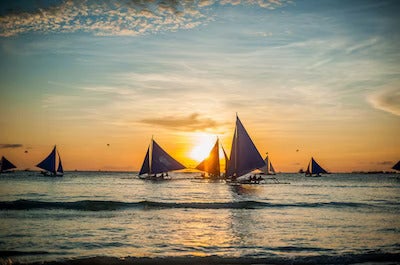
[0,172,399,264]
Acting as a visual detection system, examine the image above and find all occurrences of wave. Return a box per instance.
[0,199,379,211]
[0,250,50,256]
[4,252,400,265]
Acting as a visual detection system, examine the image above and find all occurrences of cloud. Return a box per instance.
[368,85,400,116]
[0,144,23,149]
[140,113,218,131]
[0,0,291,37]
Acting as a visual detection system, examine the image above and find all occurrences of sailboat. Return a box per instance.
[36,145,64,177]
[221,145,229,178]
[226,115,266,183]
[0,156,17,173]
[305,157,328,177]
[138,138,185,180]
[392,161,400,171]
[260,155,276,175]
[195,138,227,179]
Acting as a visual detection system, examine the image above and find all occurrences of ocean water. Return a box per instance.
[0,172,400,264]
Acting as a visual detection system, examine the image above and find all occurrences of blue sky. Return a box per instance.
[0,0,399,171]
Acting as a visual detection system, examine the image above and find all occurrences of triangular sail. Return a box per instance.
[227,124,238,177]
[261,155,269,174]
[151,140,185,175]
[392,161,400,171]
[57,153,64,174]
[261,155,276,175]
[311,157,328,174]
[305,162,311,175]
[1,156,17,172]
[195,139,220,177]
[221,145,229,174]
[227,116,265,177]
[269,162,276,174]
[139,146,150,175]
[306,157,328,175]
[37,146,56,173]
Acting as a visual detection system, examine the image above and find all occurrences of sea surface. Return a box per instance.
[0,171,399,264]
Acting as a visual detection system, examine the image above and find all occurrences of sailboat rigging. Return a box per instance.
[36,145,64,177]
[305,157,328,177]
[226,115,266,183]
[138,138,185,180]
[0,156,17,173]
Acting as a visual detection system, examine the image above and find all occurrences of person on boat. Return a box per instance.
[254,175,259,183]
[232,173,237,181]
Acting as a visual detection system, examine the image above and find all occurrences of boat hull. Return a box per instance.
[138,174,171,181]
[40,171,63,177]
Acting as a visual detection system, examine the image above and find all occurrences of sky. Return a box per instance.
[0,0,399,172]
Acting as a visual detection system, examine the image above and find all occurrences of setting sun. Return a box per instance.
[189,133,218,162]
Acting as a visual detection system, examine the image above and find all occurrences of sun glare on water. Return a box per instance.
[189,133,217,162]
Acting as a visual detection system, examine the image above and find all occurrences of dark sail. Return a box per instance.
[306,157,328,175]
[221,145,229,175]
[311,157,328,174]
[57,153,64,174]
[392,161,400,171]
[0,156,17,172]
[195,138,220,177]
[139,147,150,175]
[151,140,185,175]
[36,146,56,174]
[227,116,265,177]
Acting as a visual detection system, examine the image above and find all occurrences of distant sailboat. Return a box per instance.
[0,156,17,173]
[393,161,400,171]
[261,155,276,175]
[226,115,266,183]
[139,138,185,180]
[305,157,328,177]
[195,138,224,179]
[36,145,64,177]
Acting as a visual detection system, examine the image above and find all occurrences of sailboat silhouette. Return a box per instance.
[36,145,64,177]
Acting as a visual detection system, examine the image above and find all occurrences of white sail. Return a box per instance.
[261,155,276,175]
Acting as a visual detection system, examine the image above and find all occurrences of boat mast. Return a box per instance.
[149,136,153,175]
[234,113,238,177]
[53,145,57,175]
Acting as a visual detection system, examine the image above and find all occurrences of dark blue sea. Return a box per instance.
[1,172,400,265]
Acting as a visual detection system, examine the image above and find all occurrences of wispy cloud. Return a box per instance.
[140,113,218,131]
[368,85,400,116]
[0,0,291,37]
[0,144,23,149]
